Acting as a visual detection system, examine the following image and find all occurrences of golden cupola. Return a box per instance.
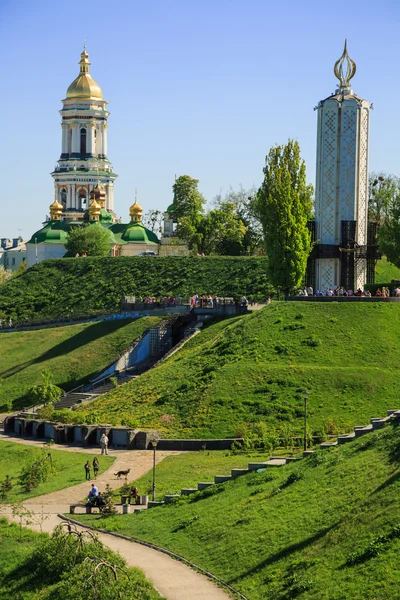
[129,201,143,223]
[88,199,101,221]
[49,200,63,221]
[90,183,107,208]
[66,47,103,100]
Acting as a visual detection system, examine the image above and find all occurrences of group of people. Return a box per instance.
[297,285,392,298]
[84,457,100,480]
[191,294,220,308]
[0,317,13,329]
[85,483,140,507]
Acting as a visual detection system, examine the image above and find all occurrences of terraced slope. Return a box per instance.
[70,302,400,438]
[77,422,400,600]
[0,317,161,410]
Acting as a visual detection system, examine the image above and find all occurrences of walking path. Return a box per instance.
[0,432,231,600]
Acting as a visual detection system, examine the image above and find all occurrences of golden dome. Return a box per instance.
[66,47,103,100]
[129,201,143,223]
[49,200,63,221]
[89,199,101,221]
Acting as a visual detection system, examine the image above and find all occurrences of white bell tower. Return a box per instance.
[51,47,117,221]
[314,42,372,291]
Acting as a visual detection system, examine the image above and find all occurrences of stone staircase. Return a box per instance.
[143,409,400,510]
[54,375,138,410]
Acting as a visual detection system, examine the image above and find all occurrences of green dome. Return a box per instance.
[166,203,174,214]
[110,222,159,245]
[27,221,70,245]
[99,208,113,223]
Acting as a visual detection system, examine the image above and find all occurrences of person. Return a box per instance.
[93,457,99,479]
[129,485,140,505]
[95,491,106,507]
[84,460,91,480]
[8,317,13,328]
[86,483,99,505]
[100,433,109,455]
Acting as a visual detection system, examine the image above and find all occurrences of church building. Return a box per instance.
[26,48,160,267]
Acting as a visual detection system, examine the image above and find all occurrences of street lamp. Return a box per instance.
[301,391,310,451]
[150,439,158,501]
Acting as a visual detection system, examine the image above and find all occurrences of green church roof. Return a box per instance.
[27,221,71,245]
[166,203,174,213]
[110,222,159,245]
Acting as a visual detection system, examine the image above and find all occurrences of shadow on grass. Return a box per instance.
[371,469,400,495]
[228,522,339,585]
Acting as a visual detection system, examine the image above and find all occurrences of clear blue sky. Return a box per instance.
[1,0,399,239]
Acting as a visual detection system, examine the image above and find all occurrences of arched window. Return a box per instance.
[60,188,67,210]
[78,188,87,211]
[80,128,87,156]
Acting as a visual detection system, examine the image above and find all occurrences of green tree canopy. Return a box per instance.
[27,369,63,406]
[173,175,205,221]
[0,266,12,284]
[368,173,400,225]
[65,224,112,257]
[254,139,313,293]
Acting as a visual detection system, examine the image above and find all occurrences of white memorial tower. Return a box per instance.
[51,47,118,221]
[314,42,372,291]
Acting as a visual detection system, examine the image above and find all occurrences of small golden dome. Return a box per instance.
[129,201,143,223]
[66,47,103,100]
[89,199,101,211]
[50,200,63,221]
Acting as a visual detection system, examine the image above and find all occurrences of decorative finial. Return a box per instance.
[334,39,356,89]
[83,37,86,51]
[135,188,137,202]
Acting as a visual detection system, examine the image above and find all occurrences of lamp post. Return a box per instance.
[301,391,310,451]
[151,439,158,501]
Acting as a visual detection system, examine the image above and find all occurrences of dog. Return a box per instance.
[114,468,130,479]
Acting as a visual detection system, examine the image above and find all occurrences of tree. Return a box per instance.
[213,186,263,254]
[142,209,163,234]
[27,369,63,406]
[377,191,400,268]
[173,175,205,221]
[12,260,27,278]
[198,202,247,255]
[0,266,12,284]
[65,224,112,257]
[254,139,313,293]
[369,173,400,225]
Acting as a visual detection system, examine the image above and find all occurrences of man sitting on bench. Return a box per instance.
[94,491,106,508]
[129,485,140,505]
[86,483,99,506]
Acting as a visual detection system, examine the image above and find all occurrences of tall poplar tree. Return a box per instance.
[255,140,313,293]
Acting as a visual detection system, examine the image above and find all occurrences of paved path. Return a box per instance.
[0,432,231,600]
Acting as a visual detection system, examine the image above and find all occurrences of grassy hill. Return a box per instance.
[77,422,400,600]
[0,256,271,323]
[375,256,400,283]
[69,302,400,438]
[0,317,161,411]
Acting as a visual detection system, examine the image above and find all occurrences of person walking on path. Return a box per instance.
[84,460,91,480]
[100,433,109,455]
[93,457,99,479]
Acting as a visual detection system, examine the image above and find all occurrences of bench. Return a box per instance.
[70,504,104,514]
[121,494,148,506]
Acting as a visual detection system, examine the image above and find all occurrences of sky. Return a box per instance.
[1,0,400,239]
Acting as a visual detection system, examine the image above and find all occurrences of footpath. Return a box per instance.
[0,432,230,600]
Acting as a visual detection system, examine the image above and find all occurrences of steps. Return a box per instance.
[54,392,97,410]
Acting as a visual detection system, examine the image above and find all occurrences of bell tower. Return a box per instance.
[51,47,118,222]
[313,42,373,291]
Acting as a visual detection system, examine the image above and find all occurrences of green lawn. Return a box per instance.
[0,518,163,599]
[0,440,114,503]
[375,256,400,283]
[116,449,299,501]
[76,422,400,600]
[0,316,161,410]
[71,302,400,438]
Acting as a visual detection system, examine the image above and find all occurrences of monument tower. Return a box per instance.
[51,47,118,221]
[312,42,377,292]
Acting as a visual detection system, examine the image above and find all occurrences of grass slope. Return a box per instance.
[375,256,400,283]
[0,256,271,323]
[0,440,114,502]
[77,422,400,600]
[0,317,161,410]
[71,302,400,438]
[0,519,163,599]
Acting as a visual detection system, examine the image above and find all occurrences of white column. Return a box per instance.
[97,125,103,156]
[67,185,72,209]
[71,184,76,209]
[87,125,93,155]
[61,124,66,154]
[108,183,114,212]
[103,124,108,157]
